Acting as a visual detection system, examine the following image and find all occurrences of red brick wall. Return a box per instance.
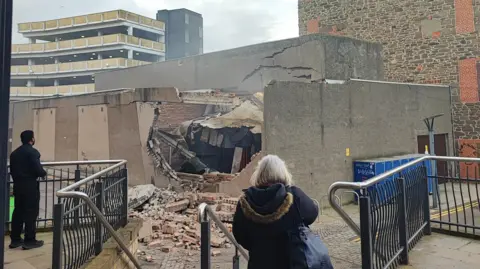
[458,139,480,178]
[455,0,475,34]
[306,18,319,34]
[459,58,479,103]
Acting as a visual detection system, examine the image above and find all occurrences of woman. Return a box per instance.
[232,155,331,269]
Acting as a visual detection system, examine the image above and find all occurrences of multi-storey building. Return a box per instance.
[298,0,480,158]
[10,10,165,99]
[156,9,203,60]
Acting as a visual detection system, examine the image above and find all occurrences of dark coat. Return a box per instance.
[232,183,319,269]
[9,144,47,192]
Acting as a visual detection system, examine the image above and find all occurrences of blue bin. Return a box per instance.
[353,154,433,203]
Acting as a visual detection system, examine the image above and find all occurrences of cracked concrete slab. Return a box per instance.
[95,34,383,92]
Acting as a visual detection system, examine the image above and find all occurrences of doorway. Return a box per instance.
[417,134,448,176]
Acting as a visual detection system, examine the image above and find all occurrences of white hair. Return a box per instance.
[250,155,293,187]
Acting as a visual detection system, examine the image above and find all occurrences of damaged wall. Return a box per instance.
[9,88,208,186]
[264,80,453,202]
[95,34,383,92]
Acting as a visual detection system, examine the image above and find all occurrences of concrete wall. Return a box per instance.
[264,80,453,202]
[9,88,206,186]
[95,34,384,92]
[298,0,480,158]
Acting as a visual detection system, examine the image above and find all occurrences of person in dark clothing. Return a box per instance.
[9,130,47,250]
[233,155,331,269]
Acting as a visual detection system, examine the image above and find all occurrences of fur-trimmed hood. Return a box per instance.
[239,183,293,224]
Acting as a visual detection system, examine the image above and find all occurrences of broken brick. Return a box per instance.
[164,199,190,212]
[162,223,176,235]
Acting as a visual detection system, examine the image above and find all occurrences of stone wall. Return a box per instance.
[264,80,452,201]
[298,0,480,155]
[84,219,142,269]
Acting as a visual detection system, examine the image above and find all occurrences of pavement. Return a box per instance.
[400,233,480,269]
[4,232,53,269]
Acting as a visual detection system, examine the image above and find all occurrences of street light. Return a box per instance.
[423,113,444,209]
[0,0,13,267]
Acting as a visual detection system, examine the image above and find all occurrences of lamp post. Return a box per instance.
[423,113,444,209]
[0,0,13,267]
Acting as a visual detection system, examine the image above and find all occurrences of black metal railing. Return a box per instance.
[329,155,480,269]
[429,159,480,238]
[198,203,249,269]
[5,163,108,231]
[52,162,129,269]
[358,164,430,269]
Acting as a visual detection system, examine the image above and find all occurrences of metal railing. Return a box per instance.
[10,84,95,97]
[198,203,249,269]
[18,10,165,33]
[50,160,141,269]
[5,161,108,230]
[12,33,165,54]
[328,155,480,269]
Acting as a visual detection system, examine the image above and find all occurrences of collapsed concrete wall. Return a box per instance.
[95,34,384,92]
[8,88,208,186]
[263,80,453,202]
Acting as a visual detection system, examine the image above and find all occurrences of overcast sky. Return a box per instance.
[12,0,299,53]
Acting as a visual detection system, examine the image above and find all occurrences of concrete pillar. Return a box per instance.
[28,38,36,44]
[97,53,103,60]
[26,80,35,87]
[127,26,133,36]
[54,57,59,64]
[128,50,133,59]
[97,30,103,36]
[28,59,35,66]
[55,37,60,42]
[54,79,60,86]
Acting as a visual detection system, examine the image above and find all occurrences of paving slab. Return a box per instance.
[400,233,480,269]
[4,232,53,269]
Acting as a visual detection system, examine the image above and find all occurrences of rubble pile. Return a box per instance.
[128,184,239,257]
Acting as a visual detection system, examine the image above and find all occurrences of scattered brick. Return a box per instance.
[164,199,190,212]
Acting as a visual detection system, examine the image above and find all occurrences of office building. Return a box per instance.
[156,9,203,60]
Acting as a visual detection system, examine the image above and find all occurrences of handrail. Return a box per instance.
[328,155,480,236]
[55,160,142,269]
[7,159,126,167]
[198,203,250,260]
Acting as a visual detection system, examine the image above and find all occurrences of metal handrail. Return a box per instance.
[7,159,126,167]
[328,155,480,236]
[198,203,250,260]
[55,160,142,269]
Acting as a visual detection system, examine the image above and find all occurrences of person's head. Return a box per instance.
[20,130,35,145]
[250,154,293,187]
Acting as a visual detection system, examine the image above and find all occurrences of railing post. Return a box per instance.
[232,247,240,269]
[422,165,432,235]
[5,175,10,232]
[121,167,128,227]
[52,203,64,269]
[94,181,104,255]
[398,177,409,264]
[200,216,211,269]
[359,195,373,269]
[73,166,81,228]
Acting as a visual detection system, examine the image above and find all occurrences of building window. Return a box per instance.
[185,13,189,24]
[185,29,190,43]
[199,26,203,38]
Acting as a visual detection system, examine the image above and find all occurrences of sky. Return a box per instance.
[12,0,299,53]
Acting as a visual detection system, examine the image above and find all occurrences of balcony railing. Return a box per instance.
[18,10,165,32]
[12,33,165,54]
[10,84,95,97]
[11,58,149,76]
